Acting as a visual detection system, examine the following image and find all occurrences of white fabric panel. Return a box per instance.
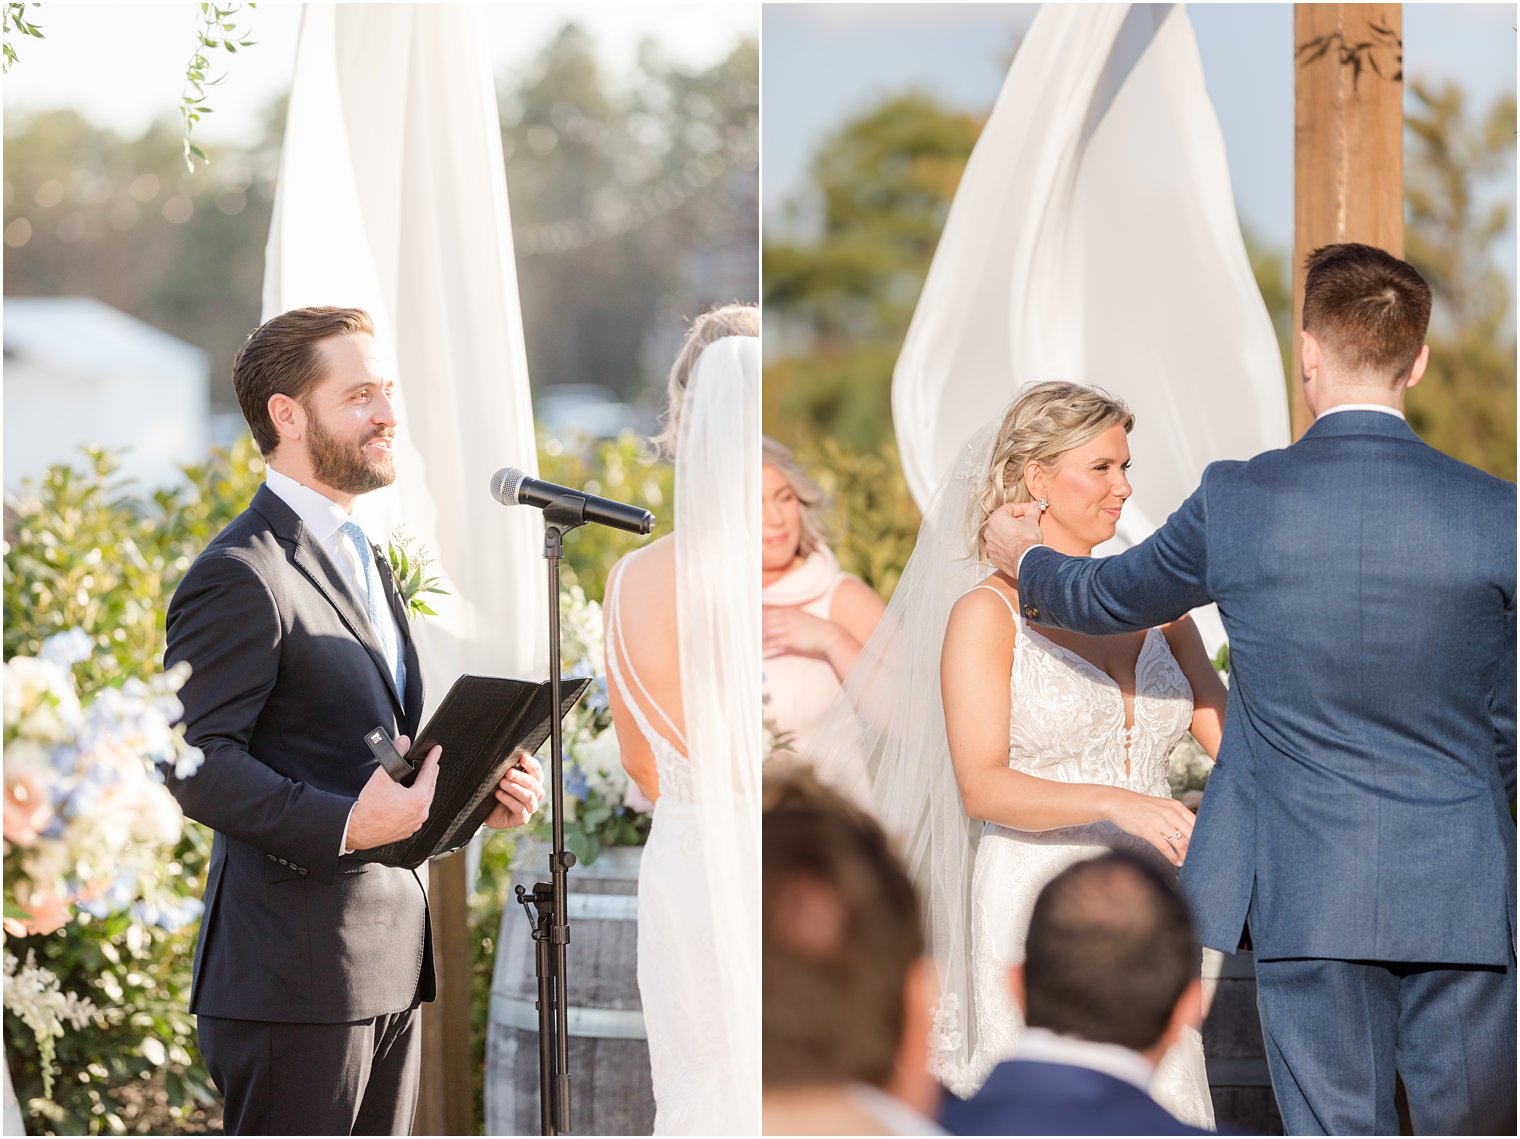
[264,4,547,706]
[891,3,1290,652]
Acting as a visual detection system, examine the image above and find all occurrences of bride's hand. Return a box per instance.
[1104,788,1196,867]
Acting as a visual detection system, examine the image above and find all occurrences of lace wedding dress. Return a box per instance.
[960,583,1214,1128]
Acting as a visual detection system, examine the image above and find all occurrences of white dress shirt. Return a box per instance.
[1316,401,1406,420]
[1013,1026,1155,1093]
[264,467,405,853]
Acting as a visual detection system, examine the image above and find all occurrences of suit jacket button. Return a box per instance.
[267,853,276,862]
[279,857,289,866]
[298,868,308,876]
[1023,605,1039,620]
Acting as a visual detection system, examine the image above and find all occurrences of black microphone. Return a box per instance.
[490,467,655,534]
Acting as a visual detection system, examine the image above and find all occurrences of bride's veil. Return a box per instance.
[810,414,1007,1097]
[674,334,761,1129]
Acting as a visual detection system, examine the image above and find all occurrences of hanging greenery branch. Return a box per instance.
[180,2,257,171]
[3,2,44,73]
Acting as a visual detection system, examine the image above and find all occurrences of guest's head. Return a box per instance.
[979,381,1135,556]
[1010,851,1202,1064]
[1301,243,1431,403]
[653,301,759,458]
[762,768,939,1122]
[233,306,397,506]
[762,437,831,576]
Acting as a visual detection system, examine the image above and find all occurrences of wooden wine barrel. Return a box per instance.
[485,843,655,1136]
[1203,949,1283,1134]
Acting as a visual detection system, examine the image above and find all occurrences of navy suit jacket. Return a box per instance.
[165,484,435,1022]
[1018,411,1516,964]
[941,1059,1213,1135]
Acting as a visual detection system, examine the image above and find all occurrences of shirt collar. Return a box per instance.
[846,1083,946,1136]
[1013,1026,1155,1094]
[1316,402,1406,421]
[264,466,352,544]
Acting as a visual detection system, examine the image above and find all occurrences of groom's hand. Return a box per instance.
[984,502,1046,579]
[483,750,545,830]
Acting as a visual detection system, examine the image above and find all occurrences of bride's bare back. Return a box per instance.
[605,535,685,802]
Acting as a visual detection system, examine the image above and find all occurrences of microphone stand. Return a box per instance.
[515,494,586,1136]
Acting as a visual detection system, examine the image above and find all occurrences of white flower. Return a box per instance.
[39,629,93,669]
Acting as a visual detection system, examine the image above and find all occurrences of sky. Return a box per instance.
[762,3,1518,264]
[2,2,758,145]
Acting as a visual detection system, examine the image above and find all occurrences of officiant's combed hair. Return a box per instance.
[762,768,923,1089]
[1303,243,1432,384]
[977,382,1133,557]
[653,302,759,458]
[1024,851,1198,1051]
[233,306,376,456]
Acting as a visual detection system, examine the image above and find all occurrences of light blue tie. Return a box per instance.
[340,520,406,698]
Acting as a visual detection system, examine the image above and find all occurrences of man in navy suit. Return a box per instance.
[941,851,1213,1136]
[987,244,1516,1134]
[166,307,544,1134]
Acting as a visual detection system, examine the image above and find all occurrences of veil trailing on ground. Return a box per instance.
[674,334,761,1130]
[811,417,1006,1098]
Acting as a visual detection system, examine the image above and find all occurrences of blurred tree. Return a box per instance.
[763,93,982,449]
[2,106,281,411]
[1404,80,1517,480]
[502,26,758,412]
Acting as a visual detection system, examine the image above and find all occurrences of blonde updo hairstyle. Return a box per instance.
[762,436,832,559]
[976,381,1135,556]
[652,301,759,459]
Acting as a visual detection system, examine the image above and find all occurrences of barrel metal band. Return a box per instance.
[491,992,647,1040]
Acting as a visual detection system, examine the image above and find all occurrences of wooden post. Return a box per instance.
[1291,4,1404,437]
[415,850,475,1135]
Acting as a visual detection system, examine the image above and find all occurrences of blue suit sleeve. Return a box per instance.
[164,552,352,884]
[1018,477,1213,635]
[1495,597,1516,802]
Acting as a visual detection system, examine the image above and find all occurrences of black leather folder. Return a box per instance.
[358,674,592,869]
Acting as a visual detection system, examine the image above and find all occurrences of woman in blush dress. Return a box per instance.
[602,303,760,1135]
[761,438,885,762]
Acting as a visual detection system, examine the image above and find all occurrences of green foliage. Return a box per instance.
[1404,81,1517,480]
[386,529,450,620]
[181,3,257,170]
[536,431,674,599]
[4,439,262,1134]
[2,1,43,72]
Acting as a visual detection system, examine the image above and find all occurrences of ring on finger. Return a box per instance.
[1164,829,1185,842]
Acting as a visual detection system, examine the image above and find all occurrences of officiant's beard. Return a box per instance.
[304,403,396,495]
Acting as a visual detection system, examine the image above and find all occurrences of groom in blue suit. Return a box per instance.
[987,244,1515,1135]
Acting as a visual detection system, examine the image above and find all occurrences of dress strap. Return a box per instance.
[605,553,688,754]
[966,583,1020,624]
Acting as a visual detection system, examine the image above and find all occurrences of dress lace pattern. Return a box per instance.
[954,585,1215,1130]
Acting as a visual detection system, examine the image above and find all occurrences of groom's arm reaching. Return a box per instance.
[986,479,1214,636]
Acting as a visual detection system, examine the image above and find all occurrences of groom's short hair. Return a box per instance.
[1302,243,1432,384]
[1024,850,1198,1051]
[761,768,923,1089]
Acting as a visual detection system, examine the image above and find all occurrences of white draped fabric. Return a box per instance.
[264,3,547,701]
[891,3,1289,652]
